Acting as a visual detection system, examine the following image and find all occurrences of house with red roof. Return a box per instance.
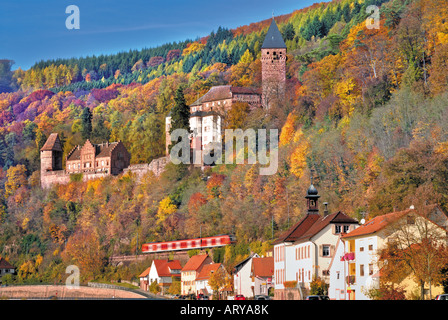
[181,254,213,295]
[233,253,260,298]
[273,179,359,300]
[329,205,448,300]
[195,263,228,297]
[0,257,15,283]
[251,257,274,297]
[139,259,182,293]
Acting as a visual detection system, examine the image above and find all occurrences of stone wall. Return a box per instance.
[40,170,70,189]
[123,156,169,181]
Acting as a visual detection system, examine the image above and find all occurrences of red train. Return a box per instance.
[141,234,236,254]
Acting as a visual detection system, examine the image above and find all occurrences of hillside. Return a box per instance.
[0,0,448,284]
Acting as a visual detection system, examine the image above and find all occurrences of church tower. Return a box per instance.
[305,177,320,215]
[261,19,287,109]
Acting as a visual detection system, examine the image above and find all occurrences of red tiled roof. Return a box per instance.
[196,263,222,280]
[296,212,358,242]
[342,210,411,239]
[273,212,358,245]
[252,257,274,278]
[181,254,210,272]
[153,259,182,277]
[0,257,14,270]
[273,214,320,244]
[138,259,182,278]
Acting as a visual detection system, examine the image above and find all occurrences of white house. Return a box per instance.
[0,258,15,283]
[196,263,226,297]
[328,236,350,300]
[329,206,448,300]
[139,259,182,294]
[273,180,358,300]
[233,253,260,298]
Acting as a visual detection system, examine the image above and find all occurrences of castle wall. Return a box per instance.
[40,170,70,189]
[123,156,169,181]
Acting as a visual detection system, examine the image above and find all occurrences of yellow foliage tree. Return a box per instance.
[182,42,205,56]
[289,129,310,178]
[156,197,177,224]
[5,164,27,199]
[280,112,298,147]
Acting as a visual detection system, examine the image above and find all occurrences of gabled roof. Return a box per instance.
[233,253,260,273]
[0,257,14,270]
[273,212,359,245]
[139,259,182,278]
[190,86,261,107]
[139,266,151,278]
[153,259,182,277]
[342,209,412,239]
[262,19,287,49]
[252,257,274,278]
[66,141,122,161]
[296,212,358,243]
[181,254,210,272]
[196,263,222,281]
[40,133,63,152]
[272,214,320,244]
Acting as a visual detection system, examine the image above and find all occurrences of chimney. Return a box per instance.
[323,202,329,216]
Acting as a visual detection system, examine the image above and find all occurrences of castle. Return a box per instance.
[165,18,287,157]
[41,19,286,187]
[40,133,168,188]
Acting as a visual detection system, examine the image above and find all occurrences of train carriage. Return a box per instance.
[141,234,235,254]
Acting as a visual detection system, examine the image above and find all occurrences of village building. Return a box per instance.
[139,259,182,294]
[180,254,213,295]
[233,253,260,298]
[251,257,274,297]
[272,179,359,300]
[0,257,15,283]
[329,206,448,300]
[195,263,227,297]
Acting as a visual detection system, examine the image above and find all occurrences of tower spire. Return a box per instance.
[305,170,320,215]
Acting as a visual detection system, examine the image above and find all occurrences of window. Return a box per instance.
[369,264,374,275]
[368,244,373,251]
[335,225,342,234]
[360,265,365,277]
[407,215,415,225]
[343,225,350,233]
[322,245,330,257]
[360,247,364,252]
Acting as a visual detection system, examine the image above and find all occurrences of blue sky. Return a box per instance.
[1,0,316,70]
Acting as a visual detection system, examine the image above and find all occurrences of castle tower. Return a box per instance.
[261,19,287,109]
[40,133,63,175]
